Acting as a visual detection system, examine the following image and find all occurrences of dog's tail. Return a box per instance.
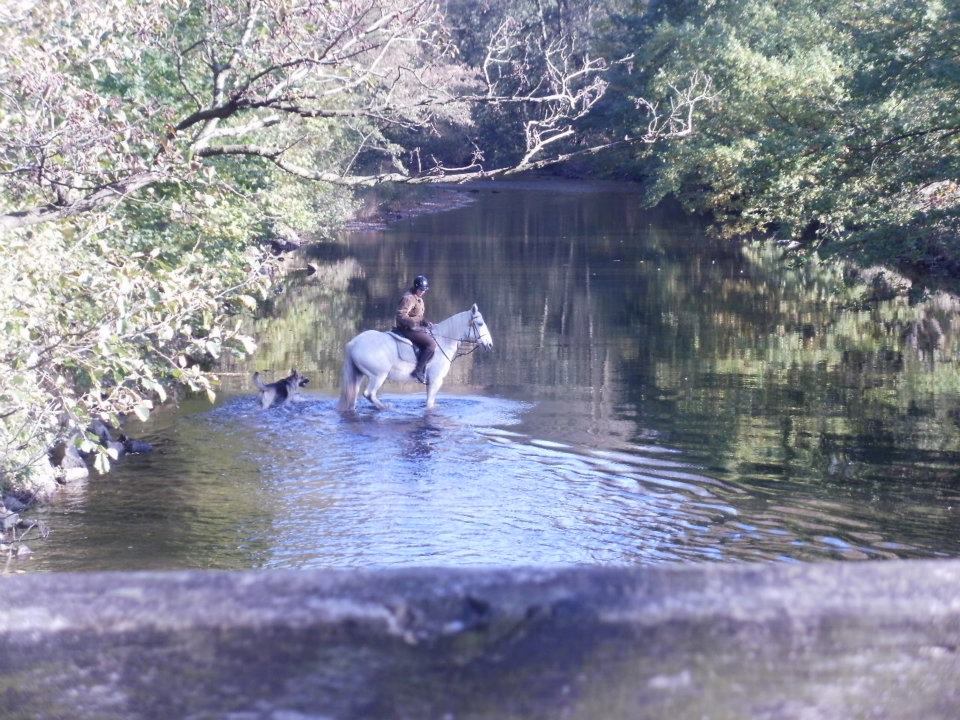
[253,371,267,391]
[337,346,362,411]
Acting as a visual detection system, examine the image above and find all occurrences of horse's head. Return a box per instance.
[470,303,494,350]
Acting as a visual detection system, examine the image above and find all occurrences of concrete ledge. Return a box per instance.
[2,561,960,719]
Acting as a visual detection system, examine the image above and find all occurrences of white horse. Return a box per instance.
[338,304,493,411]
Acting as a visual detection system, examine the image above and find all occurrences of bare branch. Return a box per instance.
[634,71,716,142]
[195,135,647,186]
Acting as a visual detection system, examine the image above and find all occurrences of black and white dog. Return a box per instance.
[253,368,310,409]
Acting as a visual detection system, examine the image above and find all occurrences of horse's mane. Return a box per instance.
[434,309,473,336]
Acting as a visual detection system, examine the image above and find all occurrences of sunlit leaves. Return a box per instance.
[0,184,274,485]
[627,0,960,290]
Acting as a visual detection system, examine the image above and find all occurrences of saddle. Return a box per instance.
[386,330,414,347]
[386,330,419,358]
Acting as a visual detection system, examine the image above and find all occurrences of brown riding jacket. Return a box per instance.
[395,291,426,330]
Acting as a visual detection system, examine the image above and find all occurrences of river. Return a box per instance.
[22,180,960,571]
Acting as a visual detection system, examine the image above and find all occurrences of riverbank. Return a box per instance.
[341,177,647,232]
[344,184,478,232]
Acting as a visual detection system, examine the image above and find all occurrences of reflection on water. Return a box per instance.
[23,181,960,570]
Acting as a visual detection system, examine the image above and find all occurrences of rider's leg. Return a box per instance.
[409,330,436,382]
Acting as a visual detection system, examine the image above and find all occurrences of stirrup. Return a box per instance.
[412,369,427,384]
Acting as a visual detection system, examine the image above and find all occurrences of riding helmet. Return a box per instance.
[413,275,429,291]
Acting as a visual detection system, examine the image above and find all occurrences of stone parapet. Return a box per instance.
[1,561,959,719]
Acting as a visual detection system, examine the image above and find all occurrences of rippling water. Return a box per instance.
[22,181,960,571]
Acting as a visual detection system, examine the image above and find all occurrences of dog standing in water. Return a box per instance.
[253,369,309,409]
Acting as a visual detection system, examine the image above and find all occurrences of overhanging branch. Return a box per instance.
[195,137,643,186]
[0,171,168,232]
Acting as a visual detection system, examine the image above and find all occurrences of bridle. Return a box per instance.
[428,316,483,363]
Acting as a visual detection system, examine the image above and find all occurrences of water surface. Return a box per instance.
[23,181,960,571]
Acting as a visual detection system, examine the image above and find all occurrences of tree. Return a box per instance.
[625,0,960,291]
[0,0,713,489]
[1,0,711,231]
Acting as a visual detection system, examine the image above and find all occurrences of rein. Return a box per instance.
[428,321,481,363]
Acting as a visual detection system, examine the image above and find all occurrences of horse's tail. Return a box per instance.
[252,371,267,391]
[337,345,362,411]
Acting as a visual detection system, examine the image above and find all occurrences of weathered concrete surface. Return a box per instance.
[1,561,959,719]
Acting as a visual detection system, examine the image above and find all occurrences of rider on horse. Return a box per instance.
[394,275,437,384]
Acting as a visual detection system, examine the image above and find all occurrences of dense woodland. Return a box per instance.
[1,0,957,489]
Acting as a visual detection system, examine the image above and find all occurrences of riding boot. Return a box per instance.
[412,364,428,384]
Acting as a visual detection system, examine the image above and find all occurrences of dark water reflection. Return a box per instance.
[23,181,960,570]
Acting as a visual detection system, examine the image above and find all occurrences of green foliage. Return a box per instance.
[0,1,362,488]
[624,0,960,289]
[0,201,265,483]
[0,142,359,487]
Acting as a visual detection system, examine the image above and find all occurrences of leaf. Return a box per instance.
[94,452,111,474]
[237,335,257,354]
[143,378,167,403]
[132,401,152,422]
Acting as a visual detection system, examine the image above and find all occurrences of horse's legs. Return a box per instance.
[425,377,443,409]
[365,372,390,410]
[424,358,453,410]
